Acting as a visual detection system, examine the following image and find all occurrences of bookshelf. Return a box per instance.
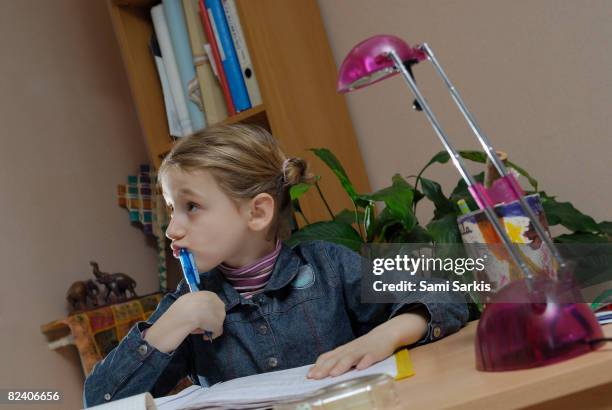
[107,0,371,227]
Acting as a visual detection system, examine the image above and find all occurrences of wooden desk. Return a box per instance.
[395,322,612,409]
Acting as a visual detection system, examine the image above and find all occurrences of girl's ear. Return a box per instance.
[246,193,275,232]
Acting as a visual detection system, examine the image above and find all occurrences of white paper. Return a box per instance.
[203,44,218,79]
[155,355,398,410]
[596,310,612,324]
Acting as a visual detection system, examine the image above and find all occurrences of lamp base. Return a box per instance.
[475,277,604,371]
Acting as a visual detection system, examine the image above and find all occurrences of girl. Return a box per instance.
[83,124,468,407]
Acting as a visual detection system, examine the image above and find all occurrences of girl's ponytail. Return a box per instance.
[281,157,316,187]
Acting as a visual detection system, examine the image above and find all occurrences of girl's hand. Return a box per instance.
[144,291,226,353]
[179,290,226,340]
[306,328,396,379]
[306,310,429,379]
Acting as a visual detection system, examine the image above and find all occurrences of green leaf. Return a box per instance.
[402,224,433,243]
[449,178,469,202]
[335,209,365,225]
[420,177,458,219]
[450,172,485,200]
[554,232,608,243]
[417,150,537,192]
[459,150,487,163]
[368,207,393,241]
[310,148,358,201]
[360,174,416,231]
[368,207,409,242]
[506,160,538,191]
[541,197,599,233]
[426,213,462,244]
[286,221,364,251]
[289,182,312,201]
[392,173,415,189]
[289,176,321,201]
[381,223,410,243]
[419,151,451,174]
[419,150,486,172]
[538,191,556,201]
[460,150,539,190]
[413,188,425,205]
[598,221,612,236]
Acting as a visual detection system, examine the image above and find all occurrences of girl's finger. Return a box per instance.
[308,356,339,379]
[311,350,335,370]
[356,353,377,370]
[329,355,358,377]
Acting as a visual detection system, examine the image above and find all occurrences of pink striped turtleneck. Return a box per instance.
[218,240,281,299]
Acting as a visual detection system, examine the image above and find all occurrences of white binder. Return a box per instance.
[221,0,263,107]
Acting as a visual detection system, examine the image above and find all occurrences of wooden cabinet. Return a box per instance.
[107,0,370,225]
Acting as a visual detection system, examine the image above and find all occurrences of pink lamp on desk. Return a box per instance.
[337,35,605,371]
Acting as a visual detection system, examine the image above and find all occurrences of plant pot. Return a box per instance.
[457,194,556,305]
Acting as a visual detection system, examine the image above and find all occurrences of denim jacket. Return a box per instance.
[83,240,468,407]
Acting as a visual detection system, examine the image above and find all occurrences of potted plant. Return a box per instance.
[287,148,612,317]
[288,148,612,248]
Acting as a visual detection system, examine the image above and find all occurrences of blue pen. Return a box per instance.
[178,248,213,342]
[178,248,201,292]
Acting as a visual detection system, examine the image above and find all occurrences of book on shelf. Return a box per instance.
[198,0,236,116]
[151,4,193,136]
[182,0,228,125]
[203,0,252,113]
[149,35,183,138]
[162,0,207,132]
[221,0,262,107]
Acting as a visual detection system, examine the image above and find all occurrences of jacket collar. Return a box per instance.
[199,242,302,312]
[262,241,301,291]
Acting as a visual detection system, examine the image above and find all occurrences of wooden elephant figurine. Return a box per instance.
[66,279,100,312]
[90,261,137,303]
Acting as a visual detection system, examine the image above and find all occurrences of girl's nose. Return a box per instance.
[165,217,186,241]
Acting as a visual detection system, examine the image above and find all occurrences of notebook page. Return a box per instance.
[155,355,398,410]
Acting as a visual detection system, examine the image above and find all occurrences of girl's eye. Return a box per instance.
[187,202,199,212]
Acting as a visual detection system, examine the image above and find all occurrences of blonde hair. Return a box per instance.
[158,124,315,240]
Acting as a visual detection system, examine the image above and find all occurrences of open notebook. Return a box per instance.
[85,349,413,410]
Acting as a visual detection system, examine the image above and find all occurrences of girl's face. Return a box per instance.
[162,168,251,272]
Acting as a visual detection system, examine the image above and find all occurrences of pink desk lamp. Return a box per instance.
[337,35,605,371]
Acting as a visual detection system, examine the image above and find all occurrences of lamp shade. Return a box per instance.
[337,35,426,93]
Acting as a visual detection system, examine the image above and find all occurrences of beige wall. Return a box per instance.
[0,1,159,408]
[318,0,612,227]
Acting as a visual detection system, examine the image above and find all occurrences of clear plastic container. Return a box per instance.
[273,374,398,410]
